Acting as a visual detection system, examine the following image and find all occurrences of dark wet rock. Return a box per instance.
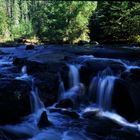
[36,72,60,107]
[25,44,35,50]
[37,111,52,128]
[55,99,74,108]
[85,117,121,137]
[13,57,27,66]
[49,108,62,113]
[82,109,100,119]
[49,108,79,119]
[0,130,9,140]
[121,71,130,80]
[0,130,32,140]
[0,79,31,124]
[129,68,140,81]
[60,110,79,119]
[77,40,89,46]
[112,79,136,121]
[90,41,99,45]
[80,59,125,87]
[109,128,140,140]
[121,68,140,118]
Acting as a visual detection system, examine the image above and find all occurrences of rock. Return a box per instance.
[112,79,136,121]
[60,110,79,119]
[109,128,140,140]
[55,99,74,108]
[90,41,99,45]
[37,111,52,128]
[129,68,140,81]
[0,131,9,140]
[85,117,121,137]
[77,40,89,46]
[80,59,125,87]
[82,109,100,119]
[36,72,60,107]
[25,44,35,50]
[0,79,31,124]
[49,108,79,119]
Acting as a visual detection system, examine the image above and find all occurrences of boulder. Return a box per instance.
[121,68,140,118]
[112,79,136,121]
[77,40,89,46]
[82,108,100,119]
[25,44,35,50]
[0,79,31,124]
[85,117,121,137]
[60,110,79,119]
[55,99,74,108]
[35,72,60,107]
[109,128,140,140]
[49,108,79,119]
[37,111,52,128]
[80,59,125,87]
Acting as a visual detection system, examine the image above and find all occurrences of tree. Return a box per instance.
[0,0,10,38]
[32,1,97,43]
[89,1,140,43]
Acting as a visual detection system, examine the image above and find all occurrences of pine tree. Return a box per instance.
[89,1,140,43]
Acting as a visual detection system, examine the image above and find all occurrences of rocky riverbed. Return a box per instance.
[0,44,140,140]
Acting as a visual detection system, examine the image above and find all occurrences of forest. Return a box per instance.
[0,1,140,140]
[0,0,140,44]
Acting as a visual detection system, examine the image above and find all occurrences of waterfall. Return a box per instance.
[21,65,27,75]
[97,76,116,111]
[30,79,44,113]
[59,80,65,99]
[68,64,80,88]
[58,64,85,105]
[89,68,117,111]
[16,66,44,113]
[16,65,29,80]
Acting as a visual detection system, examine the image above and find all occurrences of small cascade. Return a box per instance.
[58,64,85,106]
[89,68,117,111]
[68,64,80,88]
[16,66,44,113]
[62,83,85,103]
[59,80,65,99]
[16,65,29,80]
[97,76,116,110]
[30,79,44,113]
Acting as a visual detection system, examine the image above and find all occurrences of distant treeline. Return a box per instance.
[89,1,140,44]
[0,1,140,44]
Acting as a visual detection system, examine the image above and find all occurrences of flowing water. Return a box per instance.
[68,64,80,88]
[30,79,45,113]
[0,52,140,139]
[15,65,44,113]
[97,76,117,111]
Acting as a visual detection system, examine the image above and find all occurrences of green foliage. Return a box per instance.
[0,0,97,43]
[32,1,97,43]
[89,1,140,43]
[0,0,10,38]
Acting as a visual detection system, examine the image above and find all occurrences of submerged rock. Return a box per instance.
[55,99,74,108]
[37,111,52,128]
[0,79,31,124]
